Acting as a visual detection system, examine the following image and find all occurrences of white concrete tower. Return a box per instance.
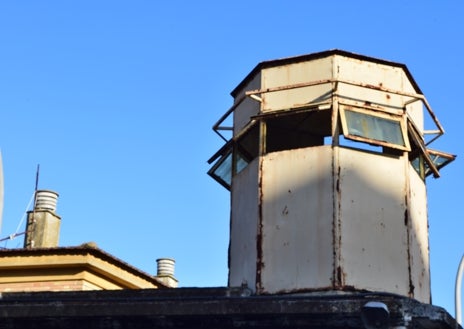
[208,50,455,303]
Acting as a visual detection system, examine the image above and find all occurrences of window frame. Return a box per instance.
[207,149,233,190]
[424,149,456,178]
[339,105,411,152]
[207,120,260,190]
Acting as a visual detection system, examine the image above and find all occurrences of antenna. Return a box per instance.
[34,164,40,208]
[23,164,40,248]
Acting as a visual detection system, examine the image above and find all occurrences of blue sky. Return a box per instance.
[0,0,462,316]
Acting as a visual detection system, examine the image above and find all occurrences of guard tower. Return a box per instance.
[208,50,455,303]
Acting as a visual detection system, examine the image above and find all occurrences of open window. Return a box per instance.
[208,144,233,190]
[340,106,410,152]
[426,149,455,174]
[410,150,456,179]
[209,101,455,190]
[207,122,260,190]
[264,108,332,154]
[407,120,455,179]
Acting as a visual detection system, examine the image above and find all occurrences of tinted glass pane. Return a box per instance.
[425,153,454,177]
[411,156,424,178]
[237,124,259,160]
[212,152,233,187]
[345,110,405,146]
[431,154,450,167]
[236,152,249,174]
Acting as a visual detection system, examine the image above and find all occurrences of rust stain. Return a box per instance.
[404,204,415,297]
[256,158,264,294]
[336,266,346,287]
[336,165,342,288]
[282,206,289,216]
[332,163,342,288]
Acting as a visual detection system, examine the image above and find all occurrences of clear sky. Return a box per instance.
[0,0,462,316]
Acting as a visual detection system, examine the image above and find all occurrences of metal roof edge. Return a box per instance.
[230,49,422,97]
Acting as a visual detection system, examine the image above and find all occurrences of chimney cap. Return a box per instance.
[156,258,175,277]
[35,190,59,212]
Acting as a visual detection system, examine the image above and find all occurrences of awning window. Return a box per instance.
[340,106,410,151]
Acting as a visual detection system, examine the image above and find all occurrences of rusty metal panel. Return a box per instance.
[407,163,430,303]
[261,57,333,112]
[335,55,409,113]
[260,146,334,293]
[337,147,410,295]
[229,158,259,290]
[233,72,261,135]
[406,101,424,135]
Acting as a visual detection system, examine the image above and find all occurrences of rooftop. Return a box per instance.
[0,246,168,290]
[0,287,458,329]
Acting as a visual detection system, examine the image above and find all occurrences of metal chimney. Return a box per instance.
[208,50,455,303]
[24,190,61,248]
[155,258,178,288]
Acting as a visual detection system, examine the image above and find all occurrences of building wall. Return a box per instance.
[335,55,411,113]
[337,147,410,296]
[407,162,430,302]
[0,280,87,292]
[260,146,334,294]
[261,57,333,112]
[229,158,259,289]
[233,72,261,135]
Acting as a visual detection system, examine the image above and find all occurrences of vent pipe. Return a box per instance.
[35,190,59,212]
[157,258,175,276]
[155,258,178,288]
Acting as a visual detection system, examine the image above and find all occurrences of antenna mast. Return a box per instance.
[24,165,40,248]
[33,164,40,209]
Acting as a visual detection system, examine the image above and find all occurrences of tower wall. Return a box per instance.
[337,147,410,295]
[209,51,453,304]
[261,57,333,112]
[229,158,259,288]
[260,145,334,293]
[407,162,430,302]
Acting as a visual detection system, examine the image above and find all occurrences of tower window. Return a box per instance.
[207,121,260,190]
[208,150,233,190]
[265,108,332,154]
[340,106,410,151]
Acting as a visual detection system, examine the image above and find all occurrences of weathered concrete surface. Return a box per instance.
[0,288,458,329]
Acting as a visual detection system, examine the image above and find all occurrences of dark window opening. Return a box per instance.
[236,124,259,163]
[265,109,332,154]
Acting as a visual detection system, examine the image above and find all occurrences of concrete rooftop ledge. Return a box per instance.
[0,287,459,329]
